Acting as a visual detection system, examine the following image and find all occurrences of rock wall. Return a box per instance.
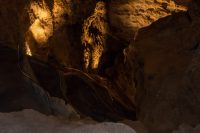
[0,0,99,69]
[109,0,188,41]
[1,0,199,133]
[106,0,189,104]
[129,0,200,133]
[0,0,189,68]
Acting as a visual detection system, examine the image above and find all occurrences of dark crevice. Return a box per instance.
[65,74,136,121]
[189,43,199,51]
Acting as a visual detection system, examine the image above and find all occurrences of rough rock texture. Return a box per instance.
[129,0,200,133]
[81,1,108,73]
[0,0,189,67]
[1,0,200,133]
[104,0,189,104]
[172,124,200,133]
[0,109,137,133]
[0,0,99,68]
[109,0,188,41]
[0,0,190,104]
[25,0,102,68]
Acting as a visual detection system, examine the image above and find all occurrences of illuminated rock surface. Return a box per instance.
[1,0,200,133]
[109,0,188,41]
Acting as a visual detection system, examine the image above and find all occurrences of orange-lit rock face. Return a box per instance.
[0,0,190,65]
[25,0,64,59]
[29,3,52,44]
[23,0,99,67]
[81,1,108,72]
[109,0,188,41]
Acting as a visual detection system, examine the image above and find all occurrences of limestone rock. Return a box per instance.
[81,1,108,72]
[1,0,199,132]
[130,1,200,133]
[0,0,189,67]
[0,0,98,69]
[105,0,190,104]
[109,0,188,41]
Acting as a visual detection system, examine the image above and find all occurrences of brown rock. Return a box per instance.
[131,1,200,132]
[108,0,188,41]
